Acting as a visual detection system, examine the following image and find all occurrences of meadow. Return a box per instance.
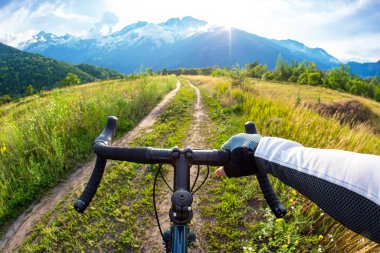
[0,75,176,231]
[188,75,379,252]
[3,74,380,252]
[19,79,197,252]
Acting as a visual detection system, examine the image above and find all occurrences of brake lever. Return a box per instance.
[74,116,118,213]
[245,121,286,218]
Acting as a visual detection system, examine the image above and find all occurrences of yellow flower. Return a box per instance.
[318,235,324,240]
[289,198,294,203]
[295,240,299,244]
[276,218,283,223]
[282,244,288,249]
[0,144,6,154]
[292,190,297,196]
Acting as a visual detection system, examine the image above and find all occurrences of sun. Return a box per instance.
[223,26,233,60]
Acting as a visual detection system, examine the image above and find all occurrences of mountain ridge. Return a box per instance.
[11,16,380,77]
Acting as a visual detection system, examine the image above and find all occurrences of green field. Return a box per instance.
[189,75,379,252]
[0,75,176,230]
[2,75,379,252]
[19,79,196,252]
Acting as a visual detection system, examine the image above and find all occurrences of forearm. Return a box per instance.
[254,137,380,243]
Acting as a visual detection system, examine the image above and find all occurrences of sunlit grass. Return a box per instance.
[20,80,196,252]
[0,75,176,232]
[8,74,380,252]
[187,75,380,252]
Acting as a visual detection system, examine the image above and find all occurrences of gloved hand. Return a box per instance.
[216,133,262,177]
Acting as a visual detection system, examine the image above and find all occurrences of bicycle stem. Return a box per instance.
[170,147,194,224]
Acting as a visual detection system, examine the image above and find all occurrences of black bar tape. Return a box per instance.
[93,142,150,163]
[256,173,286,218]
[191,150,231,166]
[74,156,107,213]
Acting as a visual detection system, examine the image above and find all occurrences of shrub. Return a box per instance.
[305,100,374,126]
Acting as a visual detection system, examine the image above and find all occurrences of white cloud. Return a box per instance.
[88,11,119,38]
[0,0,96,45]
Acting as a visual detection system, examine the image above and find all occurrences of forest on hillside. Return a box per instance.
[0,43,124,101]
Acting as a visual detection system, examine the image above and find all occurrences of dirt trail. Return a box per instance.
[143,80,213,252]
[0,81,181,253]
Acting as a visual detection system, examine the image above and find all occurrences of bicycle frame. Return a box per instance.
[172,224,187,252]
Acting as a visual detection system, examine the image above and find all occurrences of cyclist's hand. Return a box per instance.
[215,133,262,178]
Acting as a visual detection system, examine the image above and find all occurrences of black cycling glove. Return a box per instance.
[221,133,262,177]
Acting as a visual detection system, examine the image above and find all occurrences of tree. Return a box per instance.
[274,54,292,81]
[323,65,350,90]
[297,73,309,85]
[262,71,274,80]
[26,84,34,96]
[229,64,247,87]
[245,62,259,74]
[146,68,153,76]
[307,62,318,73]
[274,54,284,79]
[246,63,268,78]
[308,72,322,85]
[61,73,80,86]
[374,86,380,102]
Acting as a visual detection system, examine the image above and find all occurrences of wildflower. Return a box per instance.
[320,212,324,216]
[292,190,297,196]
[282,244,288,249]
[295,240,299,244]
[289,198,294,203]
[0,144,6,154]
[318,235,324,240]
[276,218,283,223]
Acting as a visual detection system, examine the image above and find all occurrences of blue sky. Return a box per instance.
[0,0,379,62]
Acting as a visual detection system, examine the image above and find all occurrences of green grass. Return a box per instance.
[7,74,380,252]
[187,75,380,252]
[0,75,176,231]
[20,81,196,252]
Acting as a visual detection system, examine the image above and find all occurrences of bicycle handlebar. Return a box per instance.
[74,116,230,213]
[74,116,285,219]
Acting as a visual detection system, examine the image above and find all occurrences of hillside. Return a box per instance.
[0,43,124,97]
[21,17,343,74]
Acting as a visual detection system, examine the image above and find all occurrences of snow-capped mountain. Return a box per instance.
[21,16,342,74]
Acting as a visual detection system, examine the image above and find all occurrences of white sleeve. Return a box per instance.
[254,137,380,243]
